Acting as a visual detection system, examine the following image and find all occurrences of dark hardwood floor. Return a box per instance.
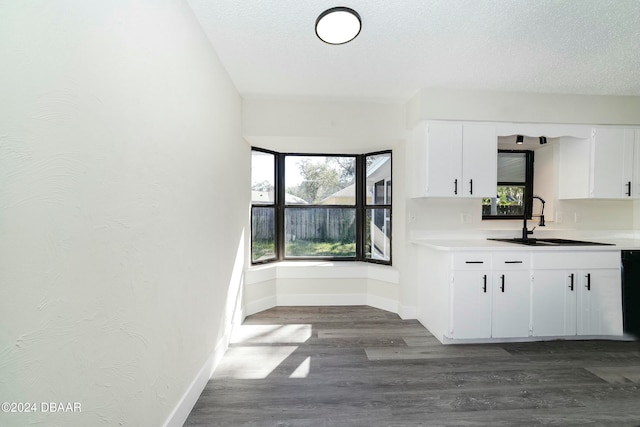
[185,306,640,426]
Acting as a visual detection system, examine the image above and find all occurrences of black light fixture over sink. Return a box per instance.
[516,135,524,145]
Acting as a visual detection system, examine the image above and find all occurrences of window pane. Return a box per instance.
[284,208,356,257]
[365,208,391,262]
[252,150,275,204]
[366,153,392,205]
[285,156,356,205]
[251,207,276,262]
[497,152,526,182]
[482,186,525,216]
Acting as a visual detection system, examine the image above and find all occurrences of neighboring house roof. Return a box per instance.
[321,185,355,201]
[285,193,308,204]
[318,155,391,204]
[252,190,274,203]
[252,190,309,204]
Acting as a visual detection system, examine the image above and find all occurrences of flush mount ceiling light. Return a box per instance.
[516,135,524,145]
[315,7,361,45]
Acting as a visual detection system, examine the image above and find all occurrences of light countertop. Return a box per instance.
[412,237,640,252]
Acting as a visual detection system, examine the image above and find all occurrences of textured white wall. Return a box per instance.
[242,97,407,153]
[408,88,640,127]
[0,1,247,426]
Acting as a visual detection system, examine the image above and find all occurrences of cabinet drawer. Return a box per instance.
[532,251,620,270]
[452,252,492,270]
[492,252,531,270]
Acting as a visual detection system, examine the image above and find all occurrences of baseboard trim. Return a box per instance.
[276,293,366,306]
[244,295,277,317]
[399,304,417,320]
[162,335,228,427]
[366,294,400,314]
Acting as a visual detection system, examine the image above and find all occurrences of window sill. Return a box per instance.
[245,261,399,285]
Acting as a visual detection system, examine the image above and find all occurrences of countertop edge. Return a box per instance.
[411,238,640,251]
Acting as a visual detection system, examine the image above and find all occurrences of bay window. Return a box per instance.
[251,148,391,265]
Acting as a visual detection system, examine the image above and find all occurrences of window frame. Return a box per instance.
[250,147,279,264]
[482,149,535,221]
[364,151,393,265]
[250,148,392,265]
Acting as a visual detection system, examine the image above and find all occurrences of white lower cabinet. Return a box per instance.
[443,250,623,343]
[491,270,531,338]
[451,270,491,339]
[449,252,531,340]
[531,270,577,336]
[531,252,623,338]
[577,269,623,336]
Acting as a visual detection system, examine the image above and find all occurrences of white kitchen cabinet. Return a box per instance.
[491,253,531,338]
[450,252,531,340]
[451,270,492,339]
[577,269,623,336]
[559,128,638,199]
[418,246,623,344]
[409,121,497,198]
[531,270,577,336]
[462,124,498,197]
[531,252,623,338]
[634,129,640,198]
[492,270,531,338]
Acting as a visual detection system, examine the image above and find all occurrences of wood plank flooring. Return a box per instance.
[184,306,640,426]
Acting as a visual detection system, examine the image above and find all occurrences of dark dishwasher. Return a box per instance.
[621,251,640,338]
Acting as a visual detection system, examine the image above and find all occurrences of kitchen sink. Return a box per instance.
[487,237,615,246]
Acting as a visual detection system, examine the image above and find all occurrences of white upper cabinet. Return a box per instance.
[421,122,462,197]
[559,127,638,199]
[409,121,497,198]
[634,129,640,198]
[462,124,498,197]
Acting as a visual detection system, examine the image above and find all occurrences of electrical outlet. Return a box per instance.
[408,211,416,224]
[555,211,563,224]
[461,213,472,224]
[574,212,579,223]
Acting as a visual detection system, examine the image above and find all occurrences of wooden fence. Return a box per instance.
[252,207,356,242]
[482,205,524,216]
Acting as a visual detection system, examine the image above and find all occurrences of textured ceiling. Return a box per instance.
[187,0,640,100]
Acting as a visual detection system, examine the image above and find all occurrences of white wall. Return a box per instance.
[408,88,640,127]
[243,97,407,153]
[0,2,248,426]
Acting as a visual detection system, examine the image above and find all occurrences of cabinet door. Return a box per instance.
[461,124,497,197]
[632,130,640,198]
[451,270,491,339]
[492,271,531,338]
[531,270,577,336]
[577,269,623,336]
[591,128,635,198]
[425,123,463,197]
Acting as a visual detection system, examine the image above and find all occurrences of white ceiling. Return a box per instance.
[188,0,640,101]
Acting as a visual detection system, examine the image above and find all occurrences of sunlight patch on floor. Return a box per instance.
[214,346,298,379]
[231,324,312,344]
[289,356,311,378]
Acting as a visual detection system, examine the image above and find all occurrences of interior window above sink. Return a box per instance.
[483,149,534,220]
